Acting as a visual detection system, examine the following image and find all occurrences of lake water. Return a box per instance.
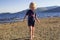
[37,12,60,18]
[0,12,60,23]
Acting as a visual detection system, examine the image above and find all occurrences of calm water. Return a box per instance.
[37,12,60,18]
[0,12,60,23]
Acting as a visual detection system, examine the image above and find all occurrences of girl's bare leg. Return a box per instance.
[29,26,33,40]
[32,27,35,38]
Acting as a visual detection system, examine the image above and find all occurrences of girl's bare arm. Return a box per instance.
[23,15,27,21]
[35,16,40,23]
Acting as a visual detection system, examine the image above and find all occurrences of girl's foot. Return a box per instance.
[30,35,35,40]
[32,35,35,38]
[30,37,33,40]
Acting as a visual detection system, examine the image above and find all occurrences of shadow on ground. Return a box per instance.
[12,37,30,40]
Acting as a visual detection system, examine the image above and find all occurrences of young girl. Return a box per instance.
[23,2,40,40]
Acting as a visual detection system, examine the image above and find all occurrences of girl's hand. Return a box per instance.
[38,20,40,24]
[23,19,25,22]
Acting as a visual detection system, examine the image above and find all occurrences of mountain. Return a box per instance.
[0,6,60,22]
[43,6,60,12]
[36,6,60,12]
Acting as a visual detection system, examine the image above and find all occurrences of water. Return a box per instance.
[37,12,60,18]
[0,12,60,23]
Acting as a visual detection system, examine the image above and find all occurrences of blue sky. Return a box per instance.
[0,0,60,13]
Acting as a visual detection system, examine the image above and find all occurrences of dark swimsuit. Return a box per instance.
[26,10,36,27]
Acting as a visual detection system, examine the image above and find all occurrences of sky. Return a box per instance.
[0,0,60,13]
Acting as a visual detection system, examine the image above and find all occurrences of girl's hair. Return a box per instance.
[29,2,36,9]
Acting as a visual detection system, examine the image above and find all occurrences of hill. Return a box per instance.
[0,6,60,22]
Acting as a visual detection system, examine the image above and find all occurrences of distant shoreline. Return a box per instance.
[0,17,60,24]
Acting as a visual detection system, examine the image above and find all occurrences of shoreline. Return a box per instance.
[0,17,60,24]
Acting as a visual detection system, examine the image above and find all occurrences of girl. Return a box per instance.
[23,2,40,40]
